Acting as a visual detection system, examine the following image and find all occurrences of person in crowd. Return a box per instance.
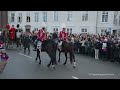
[23,32,31,55]
[94,38,101,59]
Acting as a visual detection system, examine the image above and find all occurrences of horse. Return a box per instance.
[56,35,76,68]
[3,28,11,49]
[51,33,76,68]
[36,39,57,69]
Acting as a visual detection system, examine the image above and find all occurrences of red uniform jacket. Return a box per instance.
[37,29,46,41]
[9,27,16,40]
[6,24,10,30]
[59,31,67,41]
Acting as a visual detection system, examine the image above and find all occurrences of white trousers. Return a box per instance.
[58,41,63,51]
[95,49,99,59]
[37,41,42,52]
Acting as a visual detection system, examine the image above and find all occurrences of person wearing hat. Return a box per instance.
[6,23,10,30]
[58,23,67,51]
[9,25,16,41]
[37,22,47,51]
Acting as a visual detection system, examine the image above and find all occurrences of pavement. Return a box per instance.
[0,46,120,79]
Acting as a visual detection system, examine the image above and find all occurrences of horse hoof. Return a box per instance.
[63,63,66,65]
[53,67,55,69]
[58,60,60,63]
[73,66,76,69]
[47,65,50,68]
[39,62,41,65]
[52,65,55,69]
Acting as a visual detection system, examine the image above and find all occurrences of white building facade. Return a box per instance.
[8,11,120,35]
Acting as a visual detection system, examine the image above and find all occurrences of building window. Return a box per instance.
[11,13,15,22]
[34,28,38,31]
[70,28,72,34]
[114,14,117,26]
[53,28,58,34]
[26,12,30,22]
[102,11,108,22]
[82,29,84,32]
[67,11,72,21]
[35,12,39,22]
[18,13,22,23]
[85,29,87,32]
[67,28,72,35]
[82,28,87,33]
[101,29,107,35]
[82,11,88,21]
[54,11,58,21]
[67,28,69,34]
[43,12,47,22]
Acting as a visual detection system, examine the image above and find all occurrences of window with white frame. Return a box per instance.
[34,28,38,31]
[82,11,88,21]
[113,14,117,26]
[67,11,72,21]
[53,28,58,34]
[67,28,72,35]
[67,28,69,34]
[43,12,47,22]
[70,28,72,34]
[11,13,15,22]
[102,11,108,22]
[18,13,22,23]
[26,12,30,22]
[54,11,58,21]
[35,12,39,22]
[81,28,87,33]
[101,29,107,35]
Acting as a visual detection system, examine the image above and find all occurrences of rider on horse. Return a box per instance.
[9,25,16,41]
[58,23,67,51]
[37,22,47,52]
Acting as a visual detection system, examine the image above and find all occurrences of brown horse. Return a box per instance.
[58,40,76,68]
[36,39,57,69]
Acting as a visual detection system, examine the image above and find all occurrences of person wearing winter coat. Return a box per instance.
[94,39,101,59]
[23,33,31,55]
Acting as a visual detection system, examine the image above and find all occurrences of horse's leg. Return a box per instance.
[47,60,52,67]
[58,50,61,62]
[63,52,67,65]
[69,52,73,64]
[38,52,41,64]
[52,61,55,69]
[47,51,56,69]
[16,39,18,48]
[72,53,76,68]
[20,40,22,50]
[55,50,57,65]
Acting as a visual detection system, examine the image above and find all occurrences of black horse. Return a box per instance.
[57,40,76,68]
[52,33,76,68]
[36,39,57,69]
